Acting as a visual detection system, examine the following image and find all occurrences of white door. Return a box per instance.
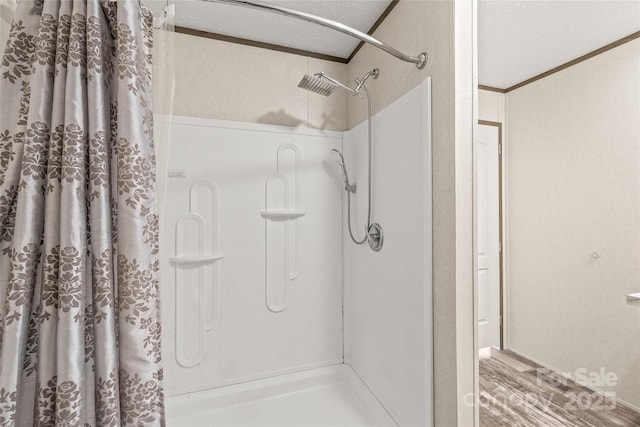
[477,123,501,349]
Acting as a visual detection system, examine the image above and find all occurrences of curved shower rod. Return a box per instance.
[204,0,428,69]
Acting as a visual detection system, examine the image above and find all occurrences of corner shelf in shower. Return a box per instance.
[170,253,225,266]
[260,210,306,221]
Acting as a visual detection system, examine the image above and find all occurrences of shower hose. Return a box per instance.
[346,85,373,246]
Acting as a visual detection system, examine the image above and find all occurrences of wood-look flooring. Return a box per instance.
[479,349,640,426]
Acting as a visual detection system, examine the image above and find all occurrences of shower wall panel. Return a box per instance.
[343,80,433,426]
[156,116,344,396]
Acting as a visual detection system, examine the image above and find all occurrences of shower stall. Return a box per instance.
[157,85,433,426]
[149,1,434,425]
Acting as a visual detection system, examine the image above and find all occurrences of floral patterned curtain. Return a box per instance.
[0,0,164,425]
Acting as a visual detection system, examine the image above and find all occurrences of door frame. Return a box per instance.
[478,120,504,350]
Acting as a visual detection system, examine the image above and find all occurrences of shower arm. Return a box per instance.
[316,73,357,95]
[204,0,428,69]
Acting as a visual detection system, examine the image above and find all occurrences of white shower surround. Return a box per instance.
[344,81,433,426]
[158,117,344,396]
[156,79,432,426]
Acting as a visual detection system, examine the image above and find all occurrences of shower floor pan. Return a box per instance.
[165,365,396,426]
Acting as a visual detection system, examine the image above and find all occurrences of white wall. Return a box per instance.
[344,81,432,427]
[505,39,640,408]
[158,117,344,396]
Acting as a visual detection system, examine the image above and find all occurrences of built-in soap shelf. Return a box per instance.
[170,253,225,266]
[264,144,304,313]
[260,210,306,221]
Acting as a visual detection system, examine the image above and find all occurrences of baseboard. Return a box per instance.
[506,347,640,413]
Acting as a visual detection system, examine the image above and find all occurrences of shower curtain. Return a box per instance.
[0,0,164,425]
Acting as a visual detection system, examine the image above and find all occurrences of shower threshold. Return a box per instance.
[165,364,397,426]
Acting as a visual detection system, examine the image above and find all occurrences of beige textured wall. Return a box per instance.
[506,39,640,409]
[478,89,505,123]
[348,1,443,129]
[349,1,476,425]
[153,32,348,131]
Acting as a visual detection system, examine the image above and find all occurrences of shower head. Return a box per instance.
[330,149,354,193]
[331,148,345,166]
[353,68,379,94]
[298,74,336,97]
[299,72,358,96]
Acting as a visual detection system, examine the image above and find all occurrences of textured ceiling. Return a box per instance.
[479,0,640,89]
[144,0,640,88]
[144,0,392,58]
